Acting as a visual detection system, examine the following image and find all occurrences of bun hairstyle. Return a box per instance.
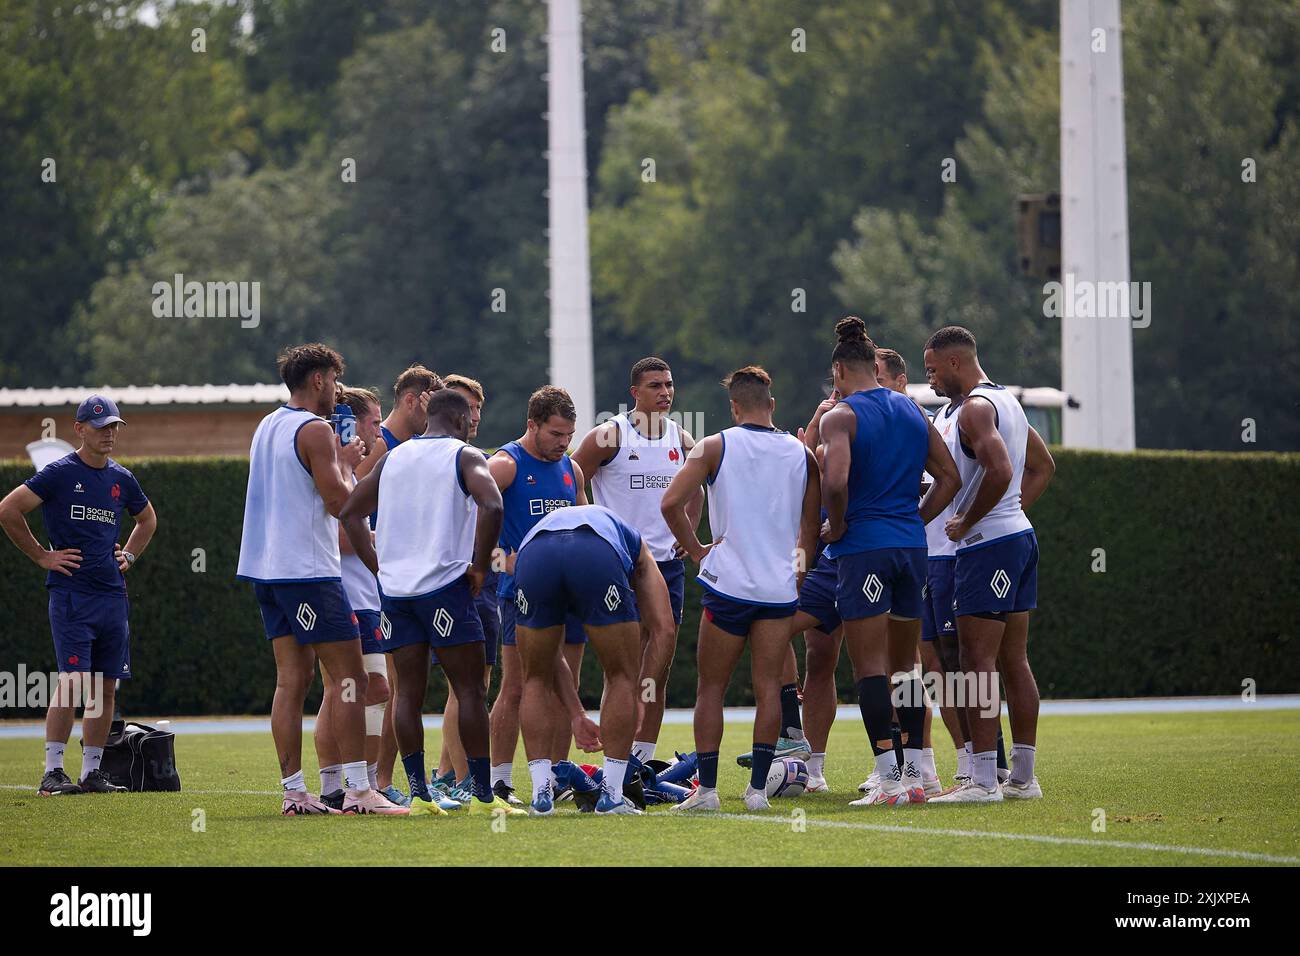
[831,315,876,368]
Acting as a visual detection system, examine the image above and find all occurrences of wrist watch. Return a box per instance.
[122,550,137,567]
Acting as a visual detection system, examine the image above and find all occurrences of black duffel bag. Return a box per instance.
[100,719,181,792]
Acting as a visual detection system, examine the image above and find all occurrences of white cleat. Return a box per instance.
[848,777,924,807]
[673,787,721,812]
[929,780,1003,803]
[857,771,881,794]
[1001,776,1043,800]
[805,774,830,793]
[743,785,771,812]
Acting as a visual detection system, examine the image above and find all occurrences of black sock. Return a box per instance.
[890,722,904,767]
[749,742,776,792]
[896,678,926,777]
[855,676,894,756]
[780,683,803,737]
[996,729,1008,771]
[698,751,720,789]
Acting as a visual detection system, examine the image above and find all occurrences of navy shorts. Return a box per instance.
[499,596,585,647]
[254,580,360,645]
[700,588,795,638]
[797,551,841,635]
[356,609,384,655]
[513,527,639,630]
[48,590,131,677]
[834,547,927,621]
[954,531,1038,617]
[657,559,686,626]
[381,576,486,654]
[921,558,957,642]
[433,588,499,666]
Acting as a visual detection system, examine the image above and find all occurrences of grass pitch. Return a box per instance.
[1,709,1296,867]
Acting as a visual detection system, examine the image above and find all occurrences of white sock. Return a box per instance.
[956,747,970,778]
[921,747,938,780]
[602,758,628,801]
[343,760,370,792]
[807,752,826,778]
[367,762,379,790]
[45,741,66,774]
[873,749,897,781]
[902,747,924,784]
[528,758,553,802]
[632,740,657,762]
[281,770,306,793]
[80,745,103,782]
[319,764,342,793]
[973,750,998,790]
[1010,744,1037,784]
[491,762,512,789]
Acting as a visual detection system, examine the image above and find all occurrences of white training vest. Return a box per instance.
[375,435,477,598]
[237,405,341,582]
[590,413,685,562]
[698,425,808,605]
[924,401,962,558]
[950,385,1033,551]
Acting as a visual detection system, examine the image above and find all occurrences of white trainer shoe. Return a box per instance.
[848,777,924,807]
[1001,776,1043,799]
[922,776,944,797]
[857,771,881,794]
[929,780,1003,803]
[743,785,771,811]
[672,786,721,812]
[805,774,830,793]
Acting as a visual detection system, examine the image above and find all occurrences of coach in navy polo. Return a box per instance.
[0,394,158,796]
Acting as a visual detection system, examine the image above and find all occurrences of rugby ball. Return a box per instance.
[765,756,809,798]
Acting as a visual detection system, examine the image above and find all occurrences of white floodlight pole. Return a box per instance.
[547,0,595,435]
[1060,0,1136,449]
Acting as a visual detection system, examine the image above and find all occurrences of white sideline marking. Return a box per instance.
[3,782,1293,863]
[713,813,1300,864]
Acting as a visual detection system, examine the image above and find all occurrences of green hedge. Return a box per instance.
[0,449,1296,717]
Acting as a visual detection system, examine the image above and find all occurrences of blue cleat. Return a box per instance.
[379,784,411,807]
[595,791,642,815]
[530,786,555,816]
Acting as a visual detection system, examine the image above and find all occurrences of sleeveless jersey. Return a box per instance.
[951,384,1033,550]
[825,388,929,558]
[375,435,478,598]
[925,400,963,559]
[590,413,685,562]
[496,440,577,598]
[520,503,643,574]
[698,424,808,606]
[237,405,341,583]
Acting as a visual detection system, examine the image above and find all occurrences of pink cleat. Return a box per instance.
[342,788,411,815]
[282,791,341,815]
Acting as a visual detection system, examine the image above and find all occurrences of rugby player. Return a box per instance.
[924,327,1055,802]
[0,395,157,796]
[515,503,674,815]
[341,388,523,817]
[487,386,588,805]
[818,318,960,807]
[355,364,441,805]
[571,357,700,764]
[662,366,822,812]
[236,344,405,814]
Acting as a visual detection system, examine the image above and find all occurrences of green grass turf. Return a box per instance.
[1,709,1297,866]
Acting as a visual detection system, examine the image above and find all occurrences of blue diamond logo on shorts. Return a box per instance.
[432,607,454,638]
[516,590,529,615]
[862,573,883,604]
[296,602,317,631]
[604,585,621,612]
[990,569,1011,600]
[379,612,392,640]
